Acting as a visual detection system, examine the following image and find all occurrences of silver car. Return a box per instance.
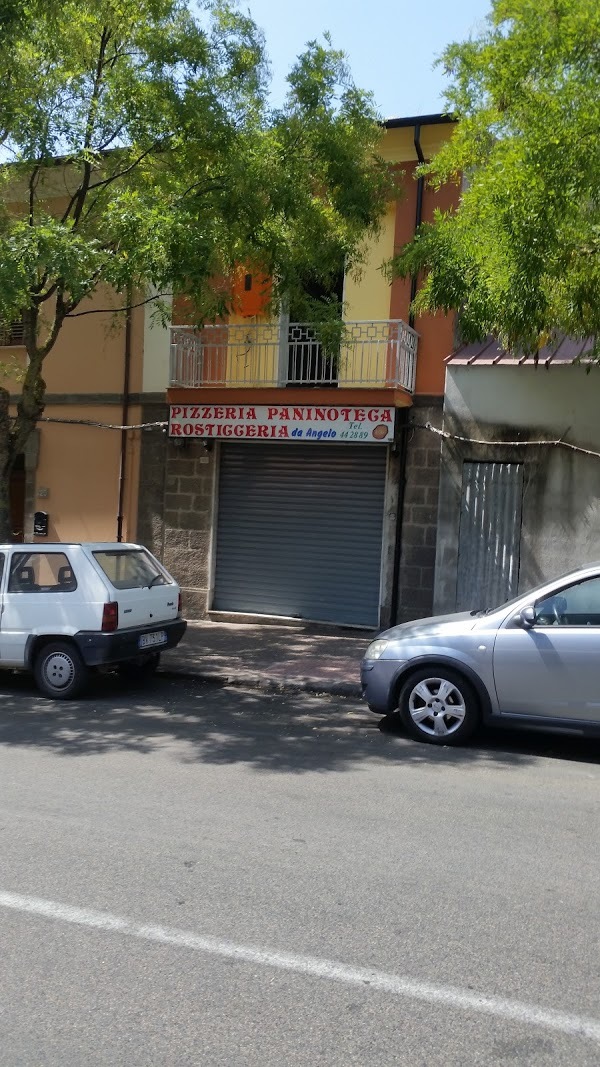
[361,563,600,746]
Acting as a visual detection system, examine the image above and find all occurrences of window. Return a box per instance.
[0,553,4,584]
[8,552,77,592]
[0,319,25,347]
[93,549,169,590]
[536,576,600,626]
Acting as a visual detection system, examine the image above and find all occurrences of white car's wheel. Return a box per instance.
[398,668,480,746]
[34,642,89,700]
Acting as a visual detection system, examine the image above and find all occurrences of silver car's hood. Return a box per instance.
[380,612,478,643]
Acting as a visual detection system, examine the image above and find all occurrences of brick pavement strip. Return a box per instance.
[159,622,369,697]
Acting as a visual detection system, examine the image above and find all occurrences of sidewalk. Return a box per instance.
[160,620,374,698]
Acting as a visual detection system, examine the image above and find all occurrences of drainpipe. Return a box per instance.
[116,286,133,543]
[390,124,425,626]
[409,123,425,327]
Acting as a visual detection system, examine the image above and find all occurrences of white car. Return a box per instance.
[0,542,187,699]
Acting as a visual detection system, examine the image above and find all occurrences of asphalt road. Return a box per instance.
[0,671,599,1066]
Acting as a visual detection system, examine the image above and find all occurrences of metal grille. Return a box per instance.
[456,461,523,611]
[213,443,387,626]
[170,320,418,392]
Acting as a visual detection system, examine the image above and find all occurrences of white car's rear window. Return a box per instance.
[93,549,169,590]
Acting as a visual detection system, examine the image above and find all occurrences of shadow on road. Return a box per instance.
[0,671,597,773]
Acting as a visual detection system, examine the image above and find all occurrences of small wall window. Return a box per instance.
[8,552,77,593]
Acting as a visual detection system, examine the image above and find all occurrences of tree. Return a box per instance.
[0,0,392,538]
[392,0,600,357]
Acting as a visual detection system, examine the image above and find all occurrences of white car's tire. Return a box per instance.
[34,641,90,700]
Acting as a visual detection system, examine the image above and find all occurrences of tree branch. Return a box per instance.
[86,141,163,195]
[65,292,173,317]
[28,164,40,226]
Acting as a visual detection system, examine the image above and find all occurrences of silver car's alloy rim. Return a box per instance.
[407,677,467,738]
[43,652,75,691]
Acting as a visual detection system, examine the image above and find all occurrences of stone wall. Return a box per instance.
[137,406,216,618]
[395,400,443,623]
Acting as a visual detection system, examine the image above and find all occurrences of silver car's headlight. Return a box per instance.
[364,639,389,660]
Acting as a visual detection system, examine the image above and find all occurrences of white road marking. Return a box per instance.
[1,889,599,1043]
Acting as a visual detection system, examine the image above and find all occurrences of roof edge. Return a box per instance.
[384,113,457,129]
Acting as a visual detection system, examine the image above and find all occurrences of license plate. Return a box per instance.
[138,630,167,649]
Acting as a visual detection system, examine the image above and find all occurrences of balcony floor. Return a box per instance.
[166,385,414,408]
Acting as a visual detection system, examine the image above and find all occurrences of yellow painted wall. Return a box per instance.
[344,202,396,324]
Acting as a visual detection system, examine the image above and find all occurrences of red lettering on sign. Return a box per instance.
[327,408,339,420]
[225,407,236,419]
[213,406,223,419]
[257,425,268,437]
[354,408,365,422]
[205,424,215,436]
[279,407,289,420]
[267,407,278,420]
[278,426,289,438]
[367,409,378,422]
[171,407,181,418]
[315,408,326,421]
[381,409,392,423]
[293,408,304,420]
[234,425,244,437]
[247,425,257,437]
[183,424,194,436]
[247,407,257,419]
[341,408,351,421]
[171,423,182,435]
[222,425,232,437]
[190,406,200,419]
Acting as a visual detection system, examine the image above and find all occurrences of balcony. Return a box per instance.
[169,320,418,394]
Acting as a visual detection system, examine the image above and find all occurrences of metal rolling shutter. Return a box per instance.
[213,443,387,626]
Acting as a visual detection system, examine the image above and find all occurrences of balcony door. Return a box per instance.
[287,270,343,388]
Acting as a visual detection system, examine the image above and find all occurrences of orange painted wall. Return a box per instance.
[388,133,460,396]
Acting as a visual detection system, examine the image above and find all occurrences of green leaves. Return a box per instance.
[392,0,600,354]
[0,0,388,340]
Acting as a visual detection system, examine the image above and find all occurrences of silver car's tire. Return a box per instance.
[398,668,480,746]
[34,641,89,700]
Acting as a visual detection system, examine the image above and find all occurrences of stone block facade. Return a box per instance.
[137,404,216,617]
[395,400,443,623]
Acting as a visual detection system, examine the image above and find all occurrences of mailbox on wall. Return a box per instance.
[33,511,49,537]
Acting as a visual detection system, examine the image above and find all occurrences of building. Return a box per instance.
[138,114,459,628]
[3,287,170,549]
[433,336,600,615]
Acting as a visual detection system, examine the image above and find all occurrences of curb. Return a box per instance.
[158,665,361,699]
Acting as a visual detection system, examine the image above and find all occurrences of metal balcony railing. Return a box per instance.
[169,320,418,393]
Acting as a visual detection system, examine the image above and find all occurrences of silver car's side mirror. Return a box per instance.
[517,605,536,629]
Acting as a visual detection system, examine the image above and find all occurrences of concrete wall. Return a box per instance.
[435,365,600,613]
[395,400,443,623]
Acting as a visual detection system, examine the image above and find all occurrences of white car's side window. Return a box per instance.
[8,552,77,593]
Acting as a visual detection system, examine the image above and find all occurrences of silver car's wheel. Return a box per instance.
[34,641,89,700]
[398,668,479,746]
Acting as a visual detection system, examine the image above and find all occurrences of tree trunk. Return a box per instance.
[0,387,15,542]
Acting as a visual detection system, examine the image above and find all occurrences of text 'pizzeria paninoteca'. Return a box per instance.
[169,404,395,443]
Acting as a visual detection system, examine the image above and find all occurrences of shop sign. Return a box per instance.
[169,404,395,443]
